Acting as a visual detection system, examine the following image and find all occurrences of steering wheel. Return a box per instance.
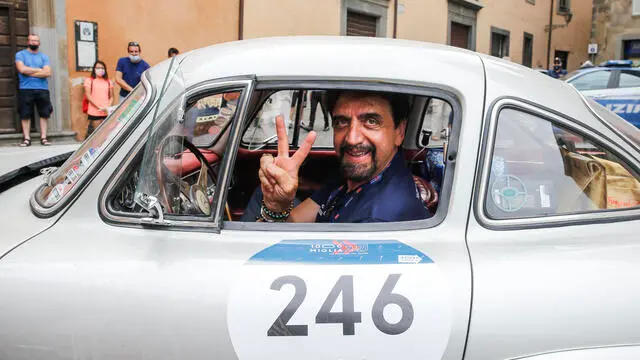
[155,135,231,219]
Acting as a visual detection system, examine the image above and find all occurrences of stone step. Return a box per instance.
[0,131,78,147]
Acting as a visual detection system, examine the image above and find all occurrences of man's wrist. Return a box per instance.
[263,199,292,214]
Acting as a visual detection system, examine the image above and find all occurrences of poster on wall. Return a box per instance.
[75,20,98,71]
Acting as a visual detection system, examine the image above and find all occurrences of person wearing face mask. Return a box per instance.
[15,33,53,146]
[547,57,568,79]
[84,60,114,136]
[115,41,150,102]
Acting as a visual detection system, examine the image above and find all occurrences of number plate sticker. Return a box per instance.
[227,240,452,360]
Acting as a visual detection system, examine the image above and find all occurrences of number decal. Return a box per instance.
[268,274,412,336]
[267,276,308,336]
[372,274,414,335]
[315,275,362,335]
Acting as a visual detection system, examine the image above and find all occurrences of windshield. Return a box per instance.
[586,97,640,149]
[34,83,148,208]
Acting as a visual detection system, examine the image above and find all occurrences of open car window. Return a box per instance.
[242,90,335,150]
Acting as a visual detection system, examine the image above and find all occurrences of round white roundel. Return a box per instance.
[227,240,452,360]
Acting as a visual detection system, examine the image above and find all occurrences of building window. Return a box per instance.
[634,0,640,15]
[346,11,377,37]
[450,22,471,49]
[490,27,510,58]
[341,0,388,37]
[558,0,570,14]
[522,32,533,68]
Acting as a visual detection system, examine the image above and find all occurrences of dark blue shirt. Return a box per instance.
[116,57,150,97]
[311,151,430,223]
[15,49,50,90]
[547,68,567,79]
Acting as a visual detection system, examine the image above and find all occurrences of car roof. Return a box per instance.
[144,36,615,139]
[146,36,486,91]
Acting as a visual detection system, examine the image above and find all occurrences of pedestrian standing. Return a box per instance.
[168,47,179,58]
[84,60,114,136]
[115,41,150,103]
[301,90,330,132]
[547,57,568,79]
[15,34,53,146]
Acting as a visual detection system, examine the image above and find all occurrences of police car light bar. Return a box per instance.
[600,60,634,67]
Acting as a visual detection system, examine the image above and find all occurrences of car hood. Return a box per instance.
[0,144,79,176]
[0,176,61,258]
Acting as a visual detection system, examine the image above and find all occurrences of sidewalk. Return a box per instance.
[0,131,78,147]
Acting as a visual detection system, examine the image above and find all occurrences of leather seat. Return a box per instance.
[412,175,439,214]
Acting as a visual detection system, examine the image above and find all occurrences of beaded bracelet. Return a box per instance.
[261,200,293,221]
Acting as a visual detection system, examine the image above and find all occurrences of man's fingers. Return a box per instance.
[292,131,317,166]
[258,169,274,193]
[260,154,275,171]
[275,115,290,158]
[266,163,294,193]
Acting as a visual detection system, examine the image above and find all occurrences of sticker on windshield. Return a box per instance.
[227,240,452,360]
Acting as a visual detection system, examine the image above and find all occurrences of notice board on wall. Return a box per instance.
[74,20,98,71]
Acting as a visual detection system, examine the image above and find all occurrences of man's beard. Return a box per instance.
[339,143,377,183]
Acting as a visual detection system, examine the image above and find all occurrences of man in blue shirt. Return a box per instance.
[252,90,429,223]
[15,34,53,146]
[115,41,150,102]
[547,57,568,79]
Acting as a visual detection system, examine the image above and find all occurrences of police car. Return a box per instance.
[564,60,640,128]
[1,37,640,360]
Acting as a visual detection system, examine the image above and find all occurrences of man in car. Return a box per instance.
[252,90,430,223]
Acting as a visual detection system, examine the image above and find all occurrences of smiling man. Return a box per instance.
[254,90,429,223]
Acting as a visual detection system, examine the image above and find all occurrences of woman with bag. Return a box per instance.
[83,60,114,136]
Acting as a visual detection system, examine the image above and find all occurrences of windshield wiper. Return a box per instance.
[0,151,73,194]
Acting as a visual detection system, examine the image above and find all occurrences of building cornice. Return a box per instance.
[449,0,484,11]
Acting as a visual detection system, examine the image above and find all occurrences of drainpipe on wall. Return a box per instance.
[546,0,554,69]
[238,0,244,40]
[393,0,398,38]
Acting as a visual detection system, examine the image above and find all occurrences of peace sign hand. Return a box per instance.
[259,115,317,212]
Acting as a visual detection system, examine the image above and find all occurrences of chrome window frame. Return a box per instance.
[99,77,255,232]
[475,97,640,230]
[30,73,155,218]
[222,77,462,232]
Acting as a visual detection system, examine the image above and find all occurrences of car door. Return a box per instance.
[465,97,640,360]
[211,78,479,360]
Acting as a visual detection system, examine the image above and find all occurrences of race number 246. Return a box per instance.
[267,274,414,337]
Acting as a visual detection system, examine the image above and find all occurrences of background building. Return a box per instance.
[0,0,594,141]
[591,0,640,65]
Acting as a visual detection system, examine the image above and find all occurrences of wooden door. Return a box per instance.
[0,1,28,133]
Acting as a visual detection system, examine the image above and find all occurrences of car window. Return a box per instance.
[242,90,296,150]
[297,90,334,148]
[243,90,335,149]
[419,98,452,148]
[619,70,640,88]
[485,108,640,219]
[570,70,611,91]
[132,89,242,217]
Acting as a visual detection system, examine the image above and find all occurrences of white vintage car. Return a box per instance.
[1,37,640,360]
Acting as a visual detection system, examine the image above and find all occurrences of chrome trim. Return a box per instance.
[211,79,255,226]
[30,74,155,218]
[475,98,640,229]
[99,77,255,231]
